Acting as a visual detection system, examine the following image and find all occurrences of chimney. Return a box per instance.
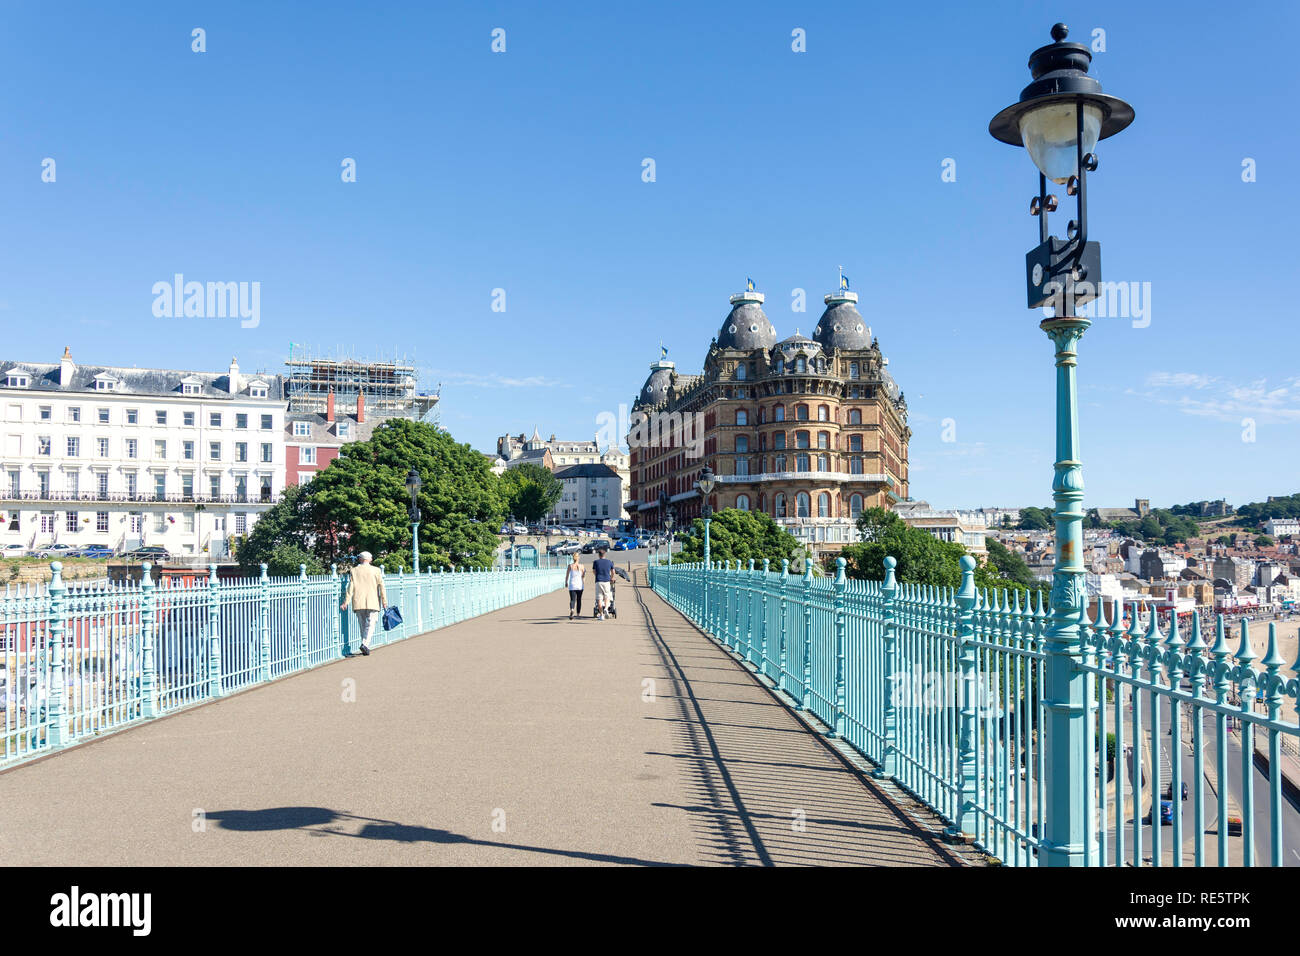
[59,346,75,386]
[356,392,365,423]
[326,388,335,423]
[228,357,241,394]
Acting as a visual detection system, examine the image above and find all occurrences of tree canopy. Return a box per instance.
[671,509,801,567]
[499,463,563,524]
[239,419,506,573]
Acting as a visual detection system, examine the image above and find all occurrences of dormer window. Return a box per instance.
[93,374,120,391]
[292,421,311,438]
[183,383,201,395]
[247,379,270,399]
[4,374,28,388]
[336,422,351,439]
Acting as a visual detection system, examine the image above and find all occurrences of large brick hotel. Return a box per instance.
[627,285,910,559]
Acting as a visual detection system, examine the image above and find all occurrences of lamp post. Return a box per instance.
[657,491,669,566]
[696,466,715,630]
[405,468,422,574]
[989,22,1133,868]
[663,507,675,604]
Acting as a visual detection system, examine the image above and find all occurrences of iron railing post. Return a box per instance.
[778,558,790,696]
[330,564,342,661]
[260,564,272,681]
[140,562,158,718]
[206,563,222,699]
[947,555,978,841]
[298,564,309,666]
[800,562,813,711]
[877,556,898,779]
[831,556,847,739]
[46,561,68,748]
[760,558,770,679]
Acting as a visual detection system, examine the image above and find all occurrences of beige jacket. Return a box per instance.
[345,562,388,611]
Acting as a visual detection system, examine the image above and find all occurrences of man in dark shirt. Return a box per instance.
[591,547,616,619]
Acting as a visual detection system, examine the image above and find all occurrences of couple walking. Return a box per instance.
[565,545,627,620]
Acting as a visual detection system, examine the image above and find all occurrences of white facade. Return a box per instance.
[0,352,286,557]
[548,464,622,527]
[1265,518,1300,537]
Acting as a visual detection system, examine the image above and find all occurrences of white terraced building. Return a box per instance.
[0,349,287,558]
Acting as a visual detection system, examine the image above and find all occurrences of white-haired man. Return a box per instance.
[341,551,387,656]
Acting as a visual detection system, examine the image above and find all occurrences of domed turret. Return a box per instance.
[813,290,872,351]
[717,290,777,351]
[635,358,675,408]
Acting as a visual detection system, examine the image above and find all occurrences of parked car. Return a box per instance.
[78,545,114,559]
[2,544,27,559]
[611,538,634,551]
[35,544,78,559]
[511,523,528,535]
[123,546,170,561]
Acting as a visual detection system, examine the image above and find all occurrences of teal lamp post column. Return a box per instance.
[663,508,675,606]
[989,22,1133,867]
[695,466,715,630]
[406,468,422,575]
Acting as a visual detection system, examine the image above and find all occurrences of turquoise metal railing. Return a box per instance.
[650,553,1300,867]
[0,560,563,768]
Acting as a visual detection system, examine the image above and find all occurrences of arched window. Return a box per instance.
[774,406,786,422]
[736,409,747,425]
[796,492,811,517]
[796,405,809,421]
[817,405,829,421]
[758,407,766,424]
[773,433,786,450]
[849,434,863,452]
[735,435,748,453]
[736,364,746,381]
[795,357,806,374]
[796,454,810,472]
[848,408,862,425]
[849,362,860,380]
[774,357,784,374]
[736,494,750,511]
[850,494,864,517]
[817,431,830,449]
[796,431,810,449]
[818,454,829,472]
[775,493,787,517]
[818,492,831,517]
[816,357,826,373]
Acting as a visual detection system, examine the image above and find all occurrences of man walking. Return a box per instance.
[341,551,387,656]
[592,545,620,620]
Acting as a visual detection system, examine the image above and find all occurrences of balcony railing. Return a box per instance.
[0,491,282,506]
[714,471,888,484]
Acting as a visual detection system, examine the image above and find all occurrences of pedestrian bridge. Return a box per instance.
[0,563,972,866]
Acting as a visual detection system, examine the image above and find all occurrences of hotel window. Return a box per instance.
[735,364,746,381]
[209,441,221,460]
[236,413,248,429]
[293,421,310,437]
[153,512,167,533]
[735,436,748,454]
[126,408,138,424]
[796,405,809,421]
[848,409,862,425]
[125,473,138,497]
[773,433,786,450]
[736,495,750,511]
[40,512,55,533]
[260,443,272,463]
[4,374,28,388]
[234,513,248,534]
[336,422,351,439]
[850,457,863,474]
[183,441,194,460]
[97,437,109,458]
[38,435,51,456]
[184,513,195,533]
[68,407,81,423]
[39,405,52,421]
[849,362,860,380]
[735,410,747,425]
[818,454,829,471]
[774,493,786,517]
[774,406,785,422]
[97,473,108,498]
[182,383,200,395]
[850,494,864,518]
[66,472,79,497]
[155,440,166,458]
[796,432,809,449]
[301,447,317,464]
[211,475,222,498]
[795,357,806,374]
[235,442,248,462]
[818,493,831,518]
[757,408,766,424]
[154,474,166,500]
[37,472,49,497]
[129,513,143,534]
[66,511,78,532]
[796,454,810,472]
[818,405,829,421]
[181,473,194,499]
[96,511,109,533]
[183,411,195,426]
[126,438,138,459]
[66,436,80,457]
[234,475,247,500]
[774,455,786,472]
[156,410,167,425]
[261,414,273,429]
[734,459,749,476]
[849,435,863,451]
[97,408,110,424]
[796,493,810,517]
[774,358,784,374]
[818,431,830,449]
[250,386,268,398]
[210,412,222,428]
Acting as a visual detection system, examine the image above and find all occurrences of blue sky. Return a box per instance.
[0,0,1294,510]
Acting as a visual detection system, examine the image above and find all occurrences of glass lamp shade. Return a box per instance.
[1018,101,1102,184]
[697,469,716,496]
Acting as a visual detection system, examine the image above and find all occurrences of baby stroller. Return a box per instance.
[594,568,630,619]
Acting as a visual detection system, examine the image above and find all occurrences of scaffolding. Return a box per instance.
[284,349,440,420]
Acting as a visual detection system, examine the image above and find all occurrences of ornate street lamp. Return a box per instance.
[695,466,715,565]
[406,468,422,574]
[663,507,675,561]
[989,22,1133,868]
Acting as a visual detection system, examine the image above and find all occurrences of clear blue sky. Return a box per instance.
[1,0,1294,511]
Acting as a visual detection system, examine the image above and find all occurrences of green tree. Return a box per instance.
[1256,534,1275,547]
[1018,507,1052,531]
[238,483,326,575]
[672,509,800,567]
[985,538,1038,588]
[499,463,563,525]
[838,508,967,587]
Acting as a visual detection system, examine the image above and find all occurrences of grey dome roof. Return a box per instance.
[717,292,777,350]
[777,332,815,347]
[635,360,674,407]
[813,292,872,350]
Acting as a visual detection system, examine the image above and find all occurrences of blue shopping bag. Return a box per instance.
[382,605,403,631]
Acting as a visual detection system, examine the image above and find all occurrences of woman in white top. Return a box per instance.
[566,555,586,620]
